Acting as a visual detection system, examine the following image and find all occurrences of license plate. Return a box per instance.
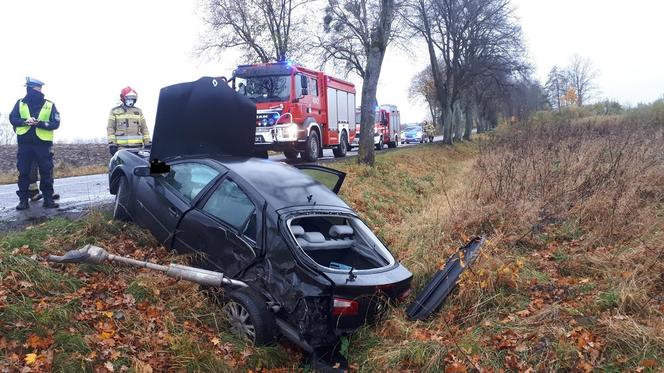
[255,136,263,143]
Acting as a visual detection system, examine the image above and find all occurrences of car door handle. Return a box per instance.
[168,207,178,217]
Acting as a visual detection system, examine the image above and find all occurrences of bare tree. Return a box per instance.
[317,0,401,165]
[199,0,313,62]
[566,55,599,106]
[403,0,526,143]
[409,66,441,130]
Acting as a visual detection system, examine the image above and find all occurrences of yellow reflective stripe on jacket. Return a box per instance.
[116,135,145,145]
[17,101,54,141]
[115,114,143,120]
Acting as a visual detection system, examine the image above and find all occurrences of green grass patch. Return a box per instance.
[597,290,619,310]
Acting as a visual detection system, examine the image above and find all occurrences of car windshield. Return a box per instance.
[405,126,422,132]
[238,75,291,103]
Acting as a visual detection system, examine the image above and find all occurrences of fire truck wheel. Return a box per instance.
[387,136,397,149]
[284,149,299,159]
[304,131,320,162]
[333,132,348,158]
[375,137,383,151]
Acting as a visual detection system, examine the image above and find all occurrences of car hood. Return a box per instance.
[150,77,257,162]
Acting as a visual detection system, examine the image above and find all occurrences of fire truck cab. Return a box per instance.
[232,62,356,162]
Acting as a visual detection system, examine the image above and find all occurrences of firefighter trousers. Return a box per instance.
[16,143,54,200]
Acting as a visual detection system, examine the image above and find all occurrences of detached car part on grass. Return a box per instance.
[406,236,486,320]
[102,77,412,370]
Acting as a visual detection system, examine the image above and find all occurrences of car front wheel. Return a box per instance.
[223,288,277,346]
[113,175,131,221]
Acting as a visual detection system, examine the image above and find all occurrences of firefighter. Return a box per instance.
[423,120,435,142]
[9,77,60,210]
[107,87,151,156]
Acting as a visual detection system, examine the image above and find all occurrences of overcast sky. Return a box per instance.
[1,0,662,142]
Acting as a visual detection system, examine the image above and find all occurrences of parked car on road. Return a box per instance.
[108,77,412,368]
[401,125,429,144]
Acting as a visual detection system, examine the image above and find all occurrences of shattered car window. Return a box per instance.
[203,179,256,238]
[161,163,219,202]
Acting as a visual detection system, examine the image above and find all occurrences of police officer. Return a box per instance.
[107,87,151,155]
[9,77,60,210]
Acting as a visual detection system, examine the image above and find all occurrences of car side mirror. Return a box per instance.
[300,75,308,96]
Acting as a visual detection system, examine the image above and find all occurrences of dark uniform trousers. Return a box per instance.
[17,143,54,200]
[28,145,53,190]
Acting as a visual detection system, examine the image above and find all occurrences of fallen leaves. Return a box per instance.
[25,334,53,350]
[24,353,37,365]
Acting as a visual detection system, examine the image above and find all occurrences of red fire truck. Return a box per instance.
[232,62,356,161]
[352,104,401,150]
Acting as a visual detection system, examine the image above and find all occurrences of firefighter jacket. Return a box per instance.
[423,122,435,136]
[107,105,151,147]
[9,96,60,144]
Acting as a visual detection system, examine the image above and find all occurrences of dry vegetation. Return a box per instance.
[1,113,663,372]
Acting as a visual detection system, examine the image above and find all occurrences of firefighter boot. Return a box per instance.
[43,199,59,209]
[16,199,29,210]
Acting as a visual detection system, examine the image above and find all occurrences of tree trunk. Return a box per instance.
[464,101,474,140]
[358,48,386,166]
[442,73,454,144]
[453,103,463,141]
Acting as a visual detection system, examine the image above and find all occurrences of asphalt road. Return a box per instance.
[0,135,443,226]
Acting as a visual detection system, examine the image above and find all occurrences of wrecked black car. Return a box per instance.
[106,77,412,360]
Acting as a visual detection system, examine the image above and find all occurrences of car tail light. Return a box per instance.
[332,297,359,316]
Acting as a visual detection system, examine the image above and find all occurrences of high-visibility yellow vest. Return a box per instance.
[16,100,54,141]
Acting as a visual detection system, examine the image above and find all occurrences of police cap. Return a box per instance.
[25,77,45,88]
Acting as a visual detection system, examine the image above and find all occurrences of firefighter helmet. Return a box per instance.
[120,87,138,103]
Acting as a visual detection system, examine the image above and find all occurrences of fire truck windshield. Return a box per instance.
[240,75,291,103]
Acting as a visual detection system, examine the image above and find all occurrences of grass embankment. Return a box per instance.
[2,117,663,371]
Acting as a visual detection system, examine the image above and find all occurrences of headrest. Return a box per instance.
[302,232,325,243]
[291,225,305,236]
[329,225,354,237]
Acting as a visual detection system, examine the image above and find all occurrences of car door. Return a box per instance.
[134,161,221,246]
[294,165,346,193]
[173,177,260,278]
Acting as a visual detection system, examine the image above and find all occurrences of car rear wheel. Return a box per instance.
[113,175,131,221]
[284,149,299,160]
[304,130,320,162]
[223,288,277,346]
[333,132,348,158]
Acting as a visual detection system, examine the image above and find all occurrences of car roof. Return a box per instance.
[210,157,351,211]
